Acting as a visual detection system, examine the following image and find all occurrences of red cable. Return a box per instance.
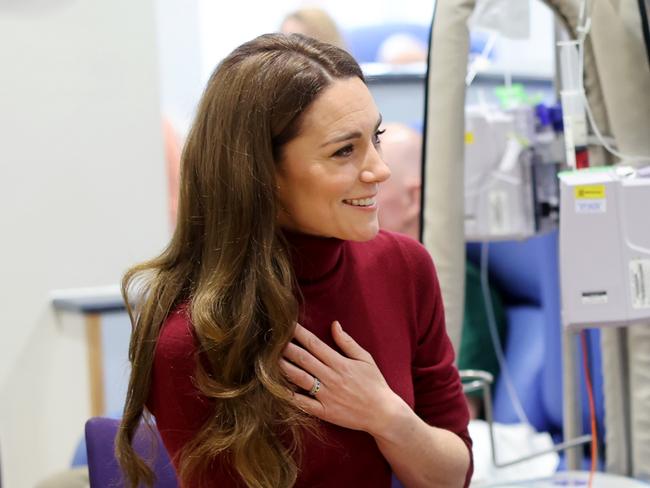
[580,330,598,488]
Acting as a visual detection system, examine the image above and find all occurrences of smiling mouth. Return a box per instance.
[342,197,376,207]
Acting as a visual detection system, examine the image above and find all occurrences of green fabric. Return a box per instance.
[458,261,507,396]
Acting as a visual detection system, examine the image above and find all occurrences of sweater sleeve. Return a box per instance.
[398,237,474,487]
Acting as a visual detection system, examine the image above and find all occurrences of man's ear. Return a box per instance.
[404,178,422,224]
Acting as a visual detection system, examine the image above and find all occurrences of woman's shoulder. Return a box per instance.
[351,230,433,268]
[347,231,439,295]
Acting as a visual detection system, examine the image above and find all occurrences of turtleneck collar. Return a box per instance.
[282,230,345,285]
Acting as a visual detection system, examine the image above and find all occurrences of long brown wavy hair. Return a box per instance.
[115,34,364,488]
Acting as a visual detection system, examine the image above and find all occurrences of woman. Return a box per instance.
[116,33,472,488]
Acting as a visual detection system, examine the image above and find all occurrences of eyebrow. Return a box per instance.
[320,114,383,147]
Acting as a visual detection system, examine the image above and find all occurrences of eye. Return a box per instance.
[332,144,354,158]
[373,128,386,146]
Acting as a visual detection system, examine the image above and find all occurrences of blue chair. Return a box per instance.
[85,417,178,487]
[467,230,605,453]
[343,23,430,63]
[72,411,123,467]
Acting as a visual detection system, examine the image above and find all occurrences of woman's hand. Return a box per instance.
[280,321,404,436]
[281,321,471,487]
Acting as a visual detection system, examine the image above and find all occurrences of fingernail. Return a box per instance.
[335,321,342,332]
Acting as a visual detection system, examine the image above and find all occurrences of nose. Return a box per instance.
[360,145,391,184]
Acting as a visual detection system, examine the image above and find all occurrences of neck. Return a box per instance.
[282,229,344,284]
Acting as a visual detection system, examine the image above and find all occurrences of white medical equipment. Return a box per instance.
[559,165,650,475]
[464,106,536,240]
[559,165,650,329]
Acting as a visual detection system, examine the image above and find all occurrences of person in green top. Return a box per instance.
[458,261,507,418]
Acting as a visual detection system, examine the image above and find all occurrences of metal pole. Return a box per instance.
[563,325,584,469]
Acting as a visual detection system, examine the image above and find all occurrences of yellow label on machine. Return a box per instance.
[575,185,606,199]
[465,132,474,144]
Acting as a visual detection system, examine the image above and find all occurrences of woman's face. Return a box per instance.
[276,77,390,241]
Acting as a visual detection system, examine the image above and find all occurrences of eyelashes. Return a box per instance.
[373,128,386,145]
[333,144,354,158]
[331,128,386,158]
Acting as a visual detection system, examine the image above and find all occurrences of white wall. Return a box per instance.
[0,0,169,485]
[156,0,203,132]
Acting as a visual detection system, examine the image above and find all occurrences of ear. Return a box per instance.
[403,178,422,224]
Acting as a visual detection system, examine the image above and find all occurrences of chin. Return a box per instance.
[346,225,380,242]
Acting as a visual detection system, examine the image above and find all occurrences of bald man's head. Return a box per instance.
[376,123,422,239]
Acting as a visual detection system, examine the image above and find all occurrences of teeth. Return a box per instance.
[345,197,375,207]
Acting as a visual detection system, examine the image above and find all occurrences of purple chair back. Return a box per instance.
[85,417,178,488]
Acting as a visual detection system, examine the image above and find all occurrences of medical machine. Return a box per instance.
[559,165,650,329]
[464,103,566,241]
[464,106,536,240]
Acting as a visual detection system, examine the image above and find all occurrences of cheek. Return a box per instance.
[378,205,397,224]
[309,171,351,202]
[377,192,400,220]
[377,189,397,207]
[281,164,357,215]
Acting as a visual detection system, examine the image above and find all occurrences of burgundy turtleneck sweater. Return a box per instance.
[148,230,473,487]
